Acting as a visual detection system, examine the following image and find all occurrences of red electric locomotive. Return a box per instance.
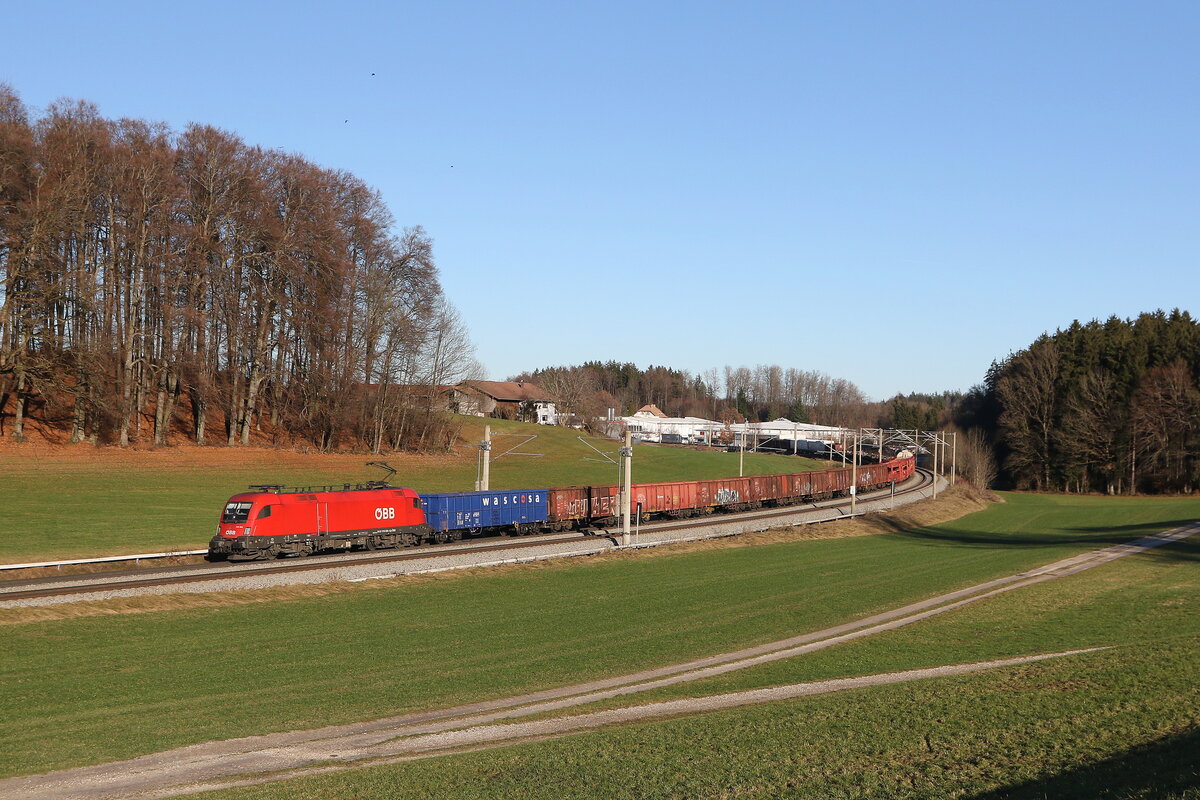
[207,482,430,561]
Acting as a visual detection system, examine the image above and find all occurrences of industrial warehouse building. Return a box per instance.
[616,405,854,453]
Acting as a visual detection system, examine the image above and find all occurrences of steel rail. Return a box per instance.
[0,551,210,572]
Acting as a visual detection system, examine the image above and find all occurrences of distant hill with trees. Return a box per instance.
[0,84,479,451]
[510,361,879,428]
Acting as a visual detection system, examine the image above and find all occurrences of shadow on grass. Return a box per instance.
[873,516,1200,563]
[965,724,1200,800]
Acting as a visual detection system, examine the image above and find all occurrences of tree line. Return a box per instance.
[0,86,479,451]
[512,361,881,428]
[959,309,1199,494]
[517,311,1200,497]
[512,363,1013,484]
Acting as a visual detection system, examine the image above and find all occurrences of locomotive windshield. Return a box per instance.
[222,502,252,524]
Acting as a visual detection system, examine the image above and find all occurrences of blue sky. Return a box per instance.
[4,1,1196,399]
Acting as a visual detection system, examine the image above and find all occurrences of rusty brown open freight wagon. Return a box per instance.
[546,456,914,525]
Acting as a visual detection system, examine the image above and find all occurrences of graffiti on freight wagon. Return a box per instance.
[714,488,741,504]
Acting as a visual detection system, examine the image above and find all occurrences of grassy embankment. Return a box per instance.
[2,491,1197,791]
[0,416,824,562]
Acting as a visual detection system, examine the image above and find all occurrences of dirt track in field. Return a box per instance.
[2,521,1194,800]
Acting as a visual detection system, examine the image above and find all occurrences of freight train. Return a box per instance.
[207,455,915,561]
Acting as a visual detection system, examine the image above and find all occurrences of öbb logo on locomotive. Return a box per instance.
[206,456,915,561]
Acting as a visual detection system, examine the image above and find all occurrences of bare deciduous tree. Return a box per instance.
[0,88,478,452]
[1057,368,1124,493]
[1131,361,1200,492]
[956,428,998,488]
[996,340,1060,490]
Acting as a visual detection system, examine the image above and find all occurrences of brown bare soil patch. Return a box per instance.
[0,394,466,454]
[0,484,997,627]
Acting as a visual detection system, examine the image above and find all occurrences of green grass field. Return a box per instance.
[203,644,1200,800]
[193,500,1200,800]
[2,491,1197,792]
[0,417,824,561]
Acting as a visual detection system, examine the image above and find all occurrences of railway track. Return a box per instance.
[1,469,938,604]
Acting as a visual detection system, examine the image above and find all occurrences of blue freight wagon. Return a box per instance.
[420,489,550,533]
